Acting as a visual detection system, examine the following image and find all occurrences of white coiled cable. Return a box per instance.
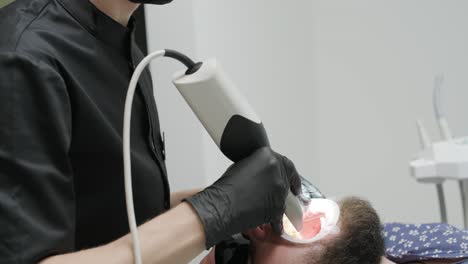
[123,50,166,264]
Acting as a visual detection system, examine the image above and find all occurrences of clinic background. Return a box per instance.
[146,0,468,229]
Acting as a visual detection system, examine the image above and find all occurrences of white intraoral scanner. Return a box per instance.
[123,50,304,264]
[410,74,468,229]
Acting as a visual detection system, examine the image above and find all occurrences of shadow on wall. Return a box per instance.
[0,0,14,8]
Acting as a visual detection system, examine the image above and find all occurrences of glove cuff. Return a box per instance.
[184,192,229,249]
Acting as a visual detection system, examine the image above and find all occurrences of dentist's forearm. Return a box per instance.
[171,188,203,208]
[135,202,205,263]
[41,202,206,264]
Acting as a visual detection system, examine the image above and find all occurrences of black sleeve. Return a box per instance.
[215,237,250,264]
[0,52,75,263]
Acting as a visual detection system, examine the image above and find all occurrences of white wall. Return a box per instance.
[145,1,468,250]
[145,2,208,192]
[191,0,319,185]
[311,0,468,227]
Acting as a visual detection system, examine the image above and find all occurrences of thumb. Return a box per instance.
[277,154,302,196]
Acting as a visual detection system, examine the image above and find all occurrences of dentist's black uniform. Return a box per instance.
[0,0,302,263]
[0,0,170,262]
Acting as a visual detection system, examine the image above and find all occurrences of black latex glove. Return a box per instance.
[269,154,302,235]
[184,147,301,249]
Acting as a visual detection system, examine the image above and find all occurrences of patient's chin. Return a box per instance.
[251,240,312,264]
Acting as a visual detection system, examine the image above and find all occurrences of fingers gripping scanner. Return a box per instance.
[172,59,304,231]
[124,50,304,264]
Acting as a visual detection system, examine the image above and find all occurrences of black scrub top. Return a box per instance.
[0,0,170,263]
[215,237,250,264]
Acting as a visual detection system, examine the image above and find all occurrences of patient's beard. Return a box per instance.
[249,240,310,264]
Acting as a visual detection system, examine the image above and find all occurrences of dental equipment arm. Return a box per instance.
[434,74,467,227]
[416,120,448,223]
[433,74,450,223]
[411,74,468,228]
[433,74,453,140]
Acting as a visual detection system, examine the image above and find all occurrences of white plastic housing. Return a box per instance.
[172,59,304,231]
[410,136,468,182]
[172,59,261,147]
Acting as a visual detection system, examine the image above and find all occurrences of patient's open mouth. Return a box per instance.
[283,211,324,240]
[282,199,340,244]
[301,212,325,239]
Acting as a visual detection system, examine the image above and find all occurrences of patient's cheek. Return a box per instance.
[300,212,324,239]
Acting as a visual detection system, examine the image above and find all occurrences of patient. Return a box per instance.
[201,197,385,264]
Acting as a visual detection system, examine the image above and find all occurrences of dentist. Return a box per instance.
[0,0,302,263]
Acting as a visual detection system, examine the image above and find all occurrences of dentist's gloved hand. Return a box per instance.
[184,147,302,249]
[299,176,325,204]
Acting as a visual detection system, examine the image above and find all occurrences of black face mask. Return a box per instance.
[129,0,173,4]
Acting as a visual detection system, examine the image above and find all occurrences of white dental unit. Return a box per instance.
[410,74,468,228]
